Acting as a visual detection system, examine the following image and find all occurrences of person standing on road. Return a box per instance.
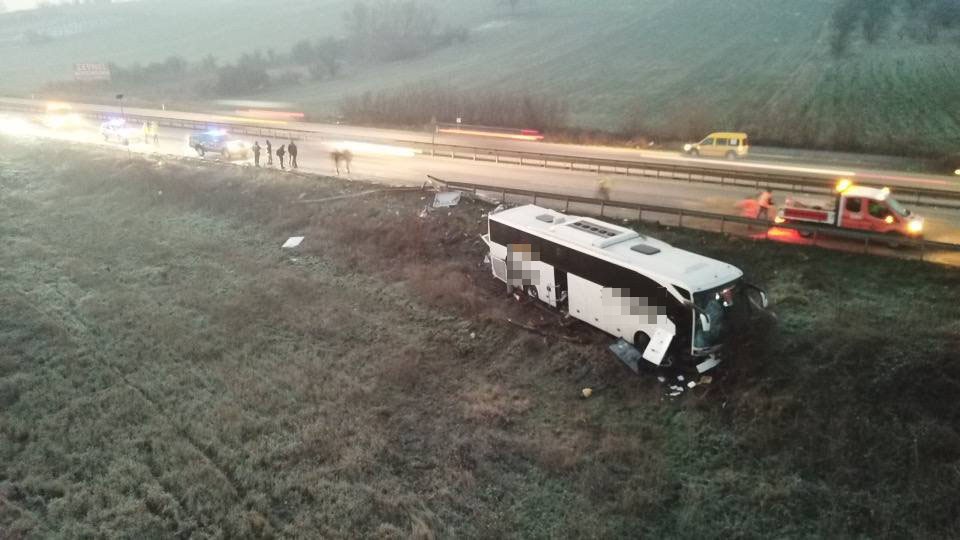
[330,150,342,174]
[252,141,261,167]
[596,177,612,201]
[342,149,352,174]
[756,189,774,221]
[277,143,286,170]
[142,122,150,144]
[288,140,298,169]
[150,121,159,144]
[266,140,273,166]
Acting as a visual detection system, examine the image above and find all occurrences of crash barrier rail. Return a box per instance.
[413,142,960,211]
[428,176,960,264]
[5,98,960,210]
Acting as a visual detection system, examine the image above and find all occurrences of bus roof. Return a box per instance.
[490,205,743,292]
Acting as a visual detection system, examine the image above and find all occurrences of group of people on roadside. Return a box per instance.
[252,139,298,170]
[142,121,159,145]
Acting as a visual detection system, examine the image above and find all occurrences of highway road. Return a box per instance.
[2,96,959,193]
[2,109,959,265]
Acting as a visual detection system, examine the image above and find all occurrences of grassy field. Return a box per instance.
[1,138,960,538]
[3,1,960,156]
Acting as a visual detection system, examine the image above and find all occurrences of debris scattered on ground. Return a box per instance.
[687,381,697,389]
[433,191,462,208]
[581,388,593,399]
[608,338,642,374]
[282,236,304,249]
[699,375,713,385]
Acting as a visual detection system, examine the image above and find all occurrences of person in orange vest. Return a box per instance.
[756,189,774,221]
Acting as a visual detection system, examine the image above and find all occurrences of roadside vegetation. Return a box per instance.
[1,138,959,537]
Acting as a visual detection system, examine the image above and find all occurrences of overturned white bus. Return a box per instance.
[482,205,769,373]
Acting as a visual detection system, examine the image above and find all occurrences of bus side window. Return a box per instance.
[845,198,862,213]
[729,138,739,146]
[716,138,729,146]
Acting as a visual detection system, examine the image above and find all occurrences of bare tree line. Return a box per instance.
[831,0,960,55]
[340,83,568,131]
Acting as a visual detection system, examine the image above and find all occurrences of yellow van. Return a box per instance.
[683,132,750,159]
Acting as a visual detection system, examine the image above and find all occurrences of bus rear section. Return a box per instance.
[482,205,769,373]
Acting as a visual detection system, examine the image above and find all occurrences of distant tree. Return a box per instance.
[830,0,960,55]
[290,39,316,65]
[200,54,218,70]
[314,37,345,78]
[345,1,440,62]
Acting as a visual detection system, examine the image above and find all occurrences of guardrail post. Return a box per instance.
[638,209,643,222]
[542,158,547,168]
[678,210,683,227]
[596,164,601,174]
[520,156,524,166]
[568,161,573,170]
[564,198,570,212]
[494,152,498,163]
[720,216,726,234]
[473,150,477,161]
[533,193,538,205]
[501,190,506,203]
[600,201,605,216]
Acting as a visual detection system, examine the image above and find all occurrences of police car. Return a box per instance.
[187,129,249,160]
[99,118,141,145]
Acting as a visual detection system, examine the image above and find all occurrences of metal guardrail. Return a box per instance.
[5,98,960,210]
[429,176,960,263]
[414,142,960,211]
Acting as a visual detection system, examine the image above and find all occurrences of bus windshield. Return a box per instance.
[692,281,741,350]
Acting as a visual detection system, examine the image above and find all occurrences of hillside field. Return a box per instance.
[3,1,960,156]
[1,138,960,537]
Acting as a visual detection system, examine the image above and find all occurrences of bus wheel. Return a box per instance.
[633,331,650,353]
[524,285,539,300]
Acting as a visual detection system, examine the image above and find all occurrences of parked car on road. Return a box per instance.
[188,129,249,160]
[683,132,750,159]
[99,118,141,145]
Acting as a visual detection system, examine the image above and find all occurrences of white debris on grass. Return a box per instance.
[282,236,304,249]
[433,191,461,208]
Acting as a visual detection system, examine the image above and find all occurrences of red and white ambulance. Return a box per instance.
[775,180,924,240]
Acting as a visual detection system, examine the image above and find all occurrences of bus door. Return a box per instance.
[507,243,557,307]
[554,270,569,308]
